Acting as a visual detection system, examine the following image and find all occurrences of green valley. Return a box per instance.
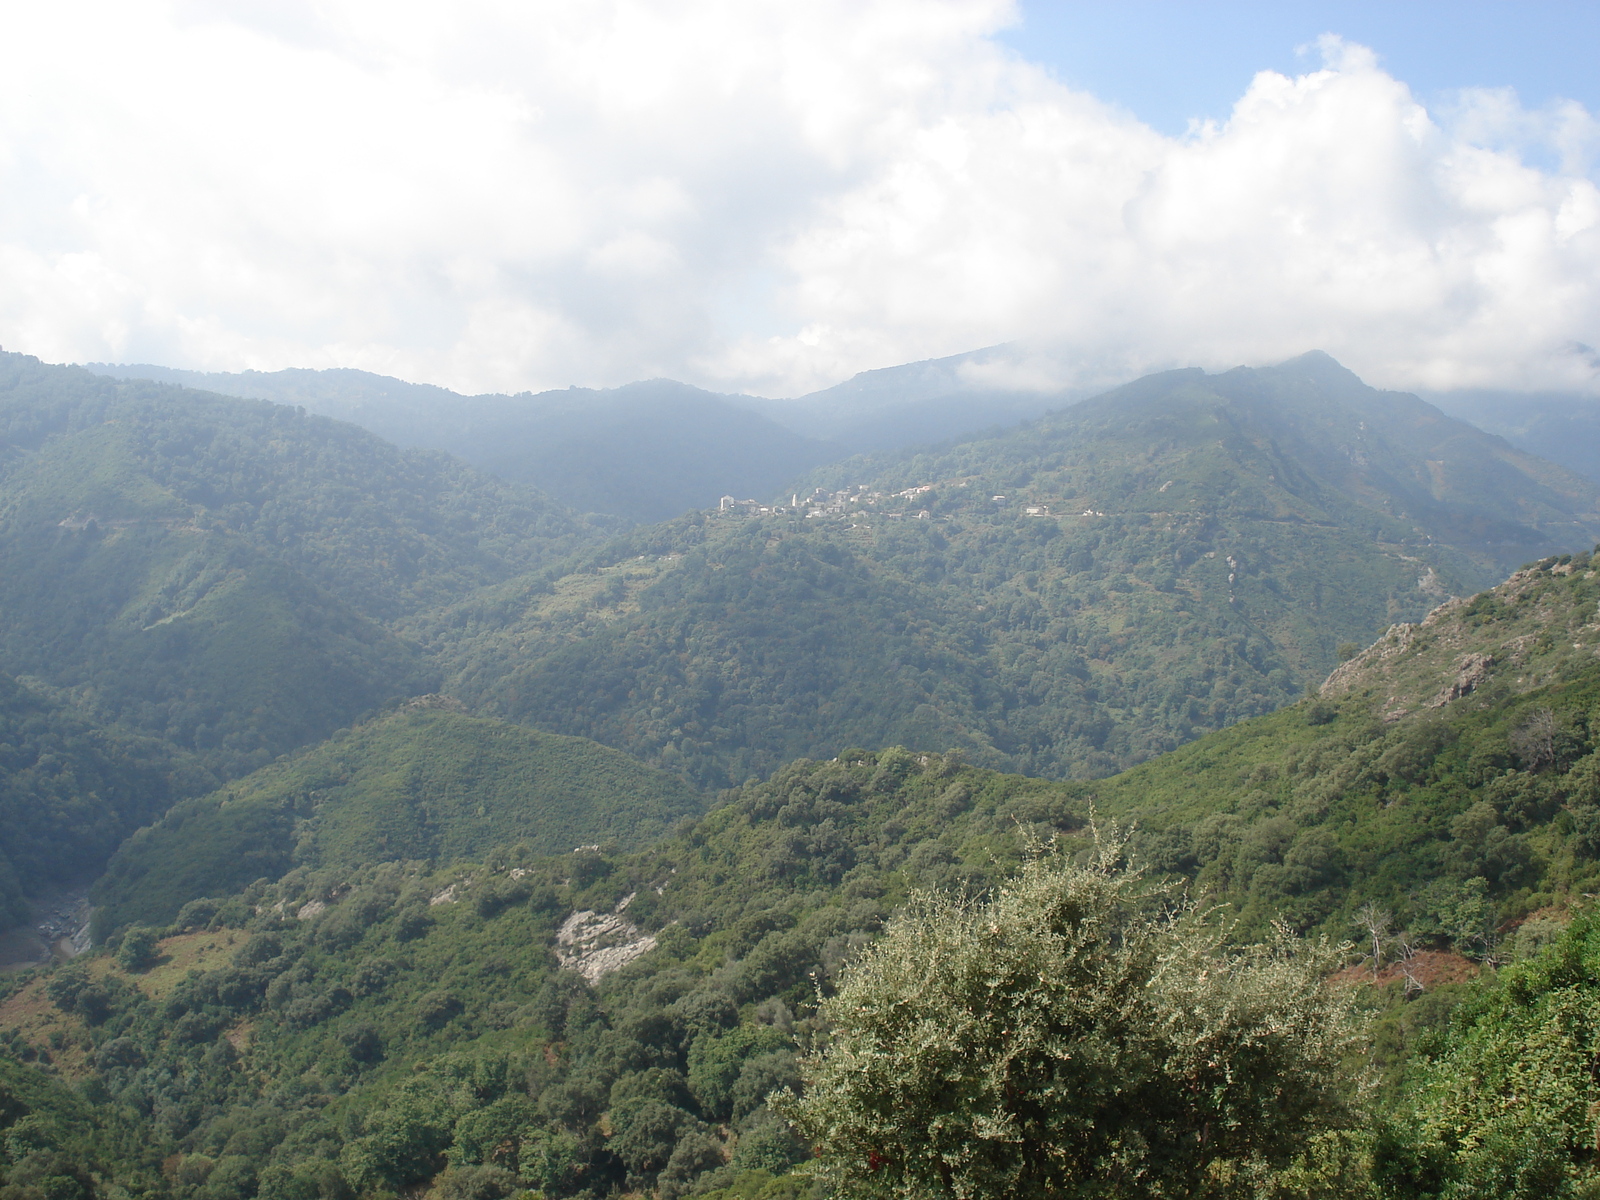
[15,548,1600,1198]
[91,699,706,934]
[431,352,1600,788]
[0,674,211,927]
[0,353,605,776]
[2,346,1600,1199]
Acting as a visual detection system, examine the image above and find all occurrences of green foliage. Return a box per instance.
[113,926,159,971]
[0,354,594,616]
[0,671,209,923]
[92,704,705,932]
[1372,912,1600,1197]
[2,351,1600,1200]
[0,526,429,779]
[0,748,1085,1200]
[782,836,1362,1199]
[4,716,1600,1200]
[1044,553,1600,947]
[0,351,602,776]
[431,354,1600,789]
[0,1048,160,1197]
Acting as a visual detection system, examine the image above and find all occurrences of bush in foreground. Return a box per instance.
[782,834,1365,1199]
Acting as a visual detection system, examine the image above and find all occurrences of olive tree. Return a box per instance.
[780,835,1365,1199]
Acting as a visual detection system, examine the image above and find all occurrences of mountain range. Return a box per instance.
[431,352,1600,785]
[88,345,1074,522]
[2,348,1593,868]
[9,551,1600,1200]
[1427,387,1600,487]
[2,344,1600,1198]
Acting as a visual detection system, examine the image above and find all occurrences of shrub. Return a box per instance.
[781,834,1363,1199]
[115,925,160,971]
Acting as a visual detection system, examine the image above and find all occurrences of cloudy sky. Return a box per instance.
[2,0,1597,399]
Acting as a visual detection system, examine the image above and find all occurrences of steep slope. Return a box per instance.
[12,568,1600,1199]
[829,352,1600,586]
[0,353,598,773]
[1080,550,1600,944]
[423,354,1600,788]
[7,355,594,619]
[90,364,842,524]
[1426,388,1600,487]
[0,674,212,927]
[91,700,707,932]
[0,519,427,778]
[8,747,1078,1200]
[17,561,1600,1200]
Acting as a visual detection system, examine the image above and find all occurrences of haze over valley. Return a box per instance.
[5,4,1600,1198]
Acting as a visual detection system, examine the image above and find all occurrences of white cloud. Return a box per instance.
[0,4,1596,398]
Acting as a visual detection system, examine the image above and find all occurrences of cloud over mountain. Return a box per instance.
[1,1,1596,397]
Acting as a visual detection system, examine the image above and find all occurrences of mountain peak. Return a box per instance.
[1261,349,1364,384]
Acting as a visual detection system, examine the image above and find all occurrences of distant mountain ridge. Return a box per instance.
[747,343,1081,449]
[88,344,1086,518]
[49,350,1600,794]
[88,364,845,524]
[816,353,1600,573]
[101,354,1600,517]
[0,353,600,779]
[422,351,1600,788]
[1426,387,1600,487]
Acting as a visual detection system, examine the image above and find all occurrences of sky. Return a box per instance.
[1005,2,1600,140]
[0,0,1597,400]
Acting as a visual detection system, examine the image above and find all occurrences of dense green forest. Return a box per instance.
[92,700,706,934]
[0,674,212,927]
[15,350,1595,796]
[0,357,596,618]
[0,352,608,780]
[7,347,1600,1198]
[1083,552,1600,944]
[424,352,1600,788]
[91,366,843,526]
[2,747,1072,1200]
[15,555,1600,1196]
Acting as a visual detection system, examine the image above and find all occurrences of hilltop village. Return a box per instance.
[718,482,1068,521]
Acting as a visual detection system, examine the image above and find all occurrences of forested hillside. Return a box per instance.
[0,748,1087,1200]
[1428,388,1600,487]
[90,365,842,525]
[2,355,595,619]
[92,699,706,933]
[424,353,1600,788]
[0,674,211,927]
[811,352,1600,585]
[0,352,602,776]
[6,346,1600,1199]
[8,347,1599,921]
[15,546,1600,1198]
[1082,551,1600,947]
[51,349,1600,793]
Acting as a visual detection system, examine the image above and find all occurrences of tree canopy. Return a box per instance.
[784,836,1361,1199]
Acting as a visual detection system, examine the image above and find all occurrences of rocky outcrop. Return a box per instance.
[1431,652,1494,708]
[1317,558,1600,723]
[556,895,657,984]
